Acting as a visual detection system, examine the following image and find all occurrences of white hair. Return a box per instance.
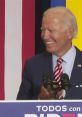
[43,7,78,38]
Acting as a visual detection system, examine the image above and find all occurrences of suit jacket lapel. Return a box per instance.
[70,48,82,84]
[43,52,54,80]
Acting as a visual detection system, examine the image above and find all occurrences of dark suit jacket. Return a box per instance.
[17,47,82,99]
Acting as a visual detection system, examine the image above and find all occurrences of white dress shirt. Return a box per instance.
[52,46,76,79]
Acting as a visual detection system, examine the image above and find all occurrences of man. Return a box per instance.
[17,7,82,100]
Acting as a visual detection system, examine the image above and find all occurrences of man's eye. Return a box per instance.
[49,29,53,32]
[49,29,56,33]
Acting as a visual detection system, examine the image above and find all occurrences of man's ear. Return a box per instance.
[67,27,74,39]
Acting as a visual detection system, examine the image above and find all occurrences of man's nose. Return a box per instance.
[42,30,50,40]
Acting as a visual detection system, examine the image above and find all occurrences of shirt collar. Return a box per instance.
[52,45,76,63]
[62,45,76,63]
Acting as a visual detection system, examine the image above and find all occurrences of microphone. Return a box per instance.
[43,73,54,90]
[43,73,61,98]
[61,73,71,91]
[56,73,71,99]
[42,73,71,99]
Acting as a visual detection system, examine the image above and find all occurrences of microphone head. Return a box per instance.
[43,73,53,89]
[43,73,58,90]
[61,73,71,91]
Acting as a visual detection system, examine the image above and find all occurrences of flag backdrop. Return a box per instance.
[0,0,82,100]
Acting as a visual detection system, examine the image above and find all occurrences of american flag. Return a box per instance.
[0,0,35,100]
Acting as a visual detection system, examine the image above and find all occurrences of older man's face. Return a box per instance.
[41,14,72,56]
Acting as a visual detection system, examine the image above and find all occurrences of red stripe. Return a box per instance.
[0,0,5,99]
[22,0,35,68]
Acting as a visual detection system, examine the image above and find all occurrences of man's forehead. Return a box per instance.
[42,13,65,24]
[43,9,67,20]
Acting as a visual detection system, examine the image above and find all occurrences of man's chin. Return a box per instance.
[46,48,56,54]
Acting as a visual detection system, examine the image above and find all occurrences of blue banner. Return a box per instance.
[50,0,66,7]
[0,101,82,117]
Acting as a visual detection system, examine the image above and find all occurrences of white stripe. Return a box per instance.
[5,0,22,100]
[54,69,60,75]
